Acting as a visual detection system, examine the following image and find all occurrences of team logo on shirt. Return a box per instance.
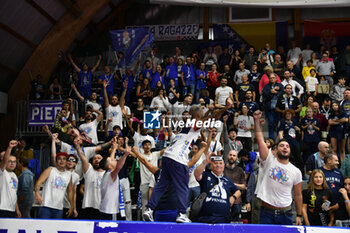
[269,166,289,184]
[10,177,17,189]
[53,176,68,190]
[143,110,161,129]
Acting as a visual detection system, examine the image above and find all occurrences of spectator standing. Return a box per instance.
[234,62,250,86]
[305,142,329,175]
[321,154,344,203]
[206,64,220,100]
[234,106,254,152]
[78,109,103,145]
[17,157,34,218]
[287,41,302,66]
[316,52,336,87]
[333,177,350,222]
[215,76,234,109]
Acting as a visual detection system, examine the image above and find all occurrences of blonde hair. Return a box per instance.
[306,169,329,191]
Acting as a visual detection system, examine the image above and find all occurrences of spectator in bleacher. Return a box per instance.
[258,48,274,67]
[51,134,79,219]
[165,57,178,87]
[98,66,116,103]
[222,115,243,161]
[311,52,319,67]
[235,74,255,108]
[49,77,63,100]
[262,73,284,139]
[181,56,196,97]
[230,50,243,73]
[71,84,102,116]
[138,60,152,83]
[17,156,34,218]
[319,97,332,120]
[218,47,231,71]
[321,154,344,203]
[174,46,185,63]
[215,76,234,109]
[146,47,161,68]
[281,70,304,99]
[136,78,152,109]
[253,110,303,225]
[187,143,202,206]
[287,40,302,66]
[28,69,46,100]
[272,54,285,78]
[166,79,180,113]
[237,148,257,180]
[234,62,250,86]
[329,76,347,102]
[333,176,350,222]
[194,155,241,223]
[234,105,254,152]
[302,60,316,80]
[204,46,217,71]
[258,66,281,95]
[150,88,169,112]
[224,149,246,222]
[174,94,192,119]
[305,141,329,175]
[243,47,258,70]
[305,69,319,98]
[195,62,207,103]
[74,141,105,219]
[300,107,321,163]
[0,140,21,218]
[206,64,220,100]
[328,101,348,162]
[316,52,336,88]
[206,127,223,156]
[239,90,259,116]
[286,60,303,84]
[302,169,334,226]
[104,80,127,133]
[68,54,101,98]
[222,64,234,88]
[276,84,302,117]
[98,140,130,220]
[78,108,103,145]
[35,152,73,219]
[125,117,155,154]
[302,43,314,67]
[151,64,166,91]
[257,55,268,74]
[312,101,328,133]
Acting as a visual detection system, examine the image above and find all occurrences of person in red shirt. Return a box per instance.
[207,63,221,100]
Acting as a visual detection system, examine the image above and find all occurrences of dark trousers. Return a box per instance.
[0,209,16,218]
[147,157,189,214]
[81,207,100,220]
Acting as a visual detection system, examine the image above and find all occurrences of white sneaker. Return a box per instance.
[143,208,154,222]
[176,213,191,223]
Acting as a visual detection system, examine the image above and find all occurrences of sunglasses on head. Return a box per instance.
[67,158,77,162]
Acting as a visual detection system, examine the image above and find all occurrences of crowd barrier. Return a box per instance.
[0,219,349,233]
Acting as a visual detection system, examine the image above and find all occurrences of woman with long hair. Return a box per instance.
[302,169,334,226]
[136,77,152,109]
[333,176,350,223]
[206,63,220,100]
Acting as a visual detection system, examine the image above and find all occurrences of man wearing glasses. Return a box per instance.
[316,52,336,88]
[0,140,21,218]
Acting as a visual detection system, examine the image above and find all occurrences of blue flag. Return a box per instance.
[110,28,154,66]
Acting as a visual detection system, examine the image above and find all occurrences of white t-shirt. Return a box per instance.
[86,100,102,115]
[256,151,302,207]
[41,167,72,210]
[150,96,169,112]
[301,49,313,67]
[63,171,80,209]
[82,164,105,210]
[305,76,319,92]
[106,105,123,131]
[140,151,161,185]
[60,142,97,179]
[237,115,254,138]
[0,169,18,212]
[79,119,99,145]
[215,86,233,106]
[163,126,201,166]
[133,132,155,154]
[287,47,302,65]
[100,171,119,214]
[188,156,203,188]
[67,111,76,122]
[208,140,223,155]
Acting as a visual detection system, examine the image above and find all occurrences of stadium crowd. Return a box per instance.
[1,41,350,226]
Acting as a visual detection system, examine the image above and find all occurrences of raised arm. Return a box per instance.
[92,108,103,123]
[253,110,269,161]
[66,177,74,217]
[74,143,89,174]
[91,55,102,73]
[71,83,85,102]
[119,81,128,109]
[188,141,208,168]
[202,97,233,122]
[111,145,130,181]
[103,80,110,108]
[67,54,81,73]
[194,150,211,182]
[130,147,158,174]
[51,133,59,166]
[0,140,18,171]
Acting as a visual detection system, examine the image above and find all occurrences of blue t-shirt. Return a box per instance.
[78,70,93,89]
[341,99,350,117]
[278,119,299,146]
[98,73,115,94]
[198,172,238,223]
[239,101,259,115]
[320,167,344,203]
[195,69,206,90]
[140,69,152,80]
[165,63,178,87]
[300,118,320,142]
[181,64,195,85]
[151,72,165,90]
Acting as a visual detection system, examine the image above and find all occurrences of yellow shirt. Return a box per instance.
[302,66,315,79]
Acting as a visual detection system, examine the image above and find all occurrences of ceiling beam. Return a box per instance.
[60,0,82,17]
[0,22,36,49]
[26,0,57,24]
[0,63,18,76]
[79,0,133,46]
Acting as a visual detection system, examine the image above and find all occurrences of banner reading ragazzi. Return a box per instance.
[28,100,62,127]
